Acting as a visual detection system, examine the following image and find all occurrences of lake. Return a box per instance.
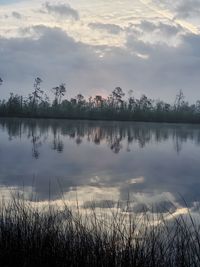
[0,118,200,214]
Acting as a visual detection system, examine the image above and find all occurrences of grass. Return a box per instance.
[0,196,200,267]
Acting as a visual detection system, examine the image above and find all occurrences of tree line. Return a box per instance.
[0,77,200,123]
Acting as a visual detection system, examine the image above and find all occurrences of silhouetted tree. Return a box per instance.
[52,83,66,105]
[128,90,135,111]
[76,94,85,106]
[175,90,185,111]
[138,94,152,111]
[112,87,125,108]
[196,100,200,113]
[94,95,103,108]
[0,78,200,123]
[31,77,43,111]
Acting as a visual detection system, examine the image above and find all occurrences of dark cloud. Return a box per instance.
[12,11,22,19]
[88,22,123,34]
[83,200,116,209]
[0,25,200,101]
[138,21,182,36]
[125,21,184,46]
[175,0,200,18]
[153,0,200,19]
[43,2,79,20]
[0,25,94,96]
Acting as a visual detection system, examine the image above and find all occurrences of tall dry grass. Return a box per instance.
[0,196,199,267]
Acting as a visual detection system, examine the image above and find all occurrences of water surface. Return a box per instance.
[0,118,200,213]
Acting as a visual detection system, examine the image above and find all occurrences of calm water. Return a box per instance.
[0,118,200,213]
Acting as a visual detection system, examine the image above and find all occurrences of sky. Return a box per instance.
[0,0,200,102]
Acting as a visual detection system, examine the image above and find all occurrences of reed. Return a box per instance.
[0,196,199,267]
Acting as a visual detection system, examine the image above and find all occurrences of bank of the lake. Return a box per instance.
[1,82,200,124]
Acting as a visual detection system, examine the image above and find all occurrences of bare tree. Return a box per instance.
[31,77,43,109]
[175,90,185,111]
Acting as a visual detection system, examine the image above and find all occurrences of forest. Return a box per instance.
[0,77,200,123]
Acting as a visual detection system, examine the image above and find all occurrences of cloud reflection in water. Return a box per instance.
[0,118,200,217]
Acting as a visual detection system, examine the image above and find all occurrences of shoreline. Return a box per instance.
[1,115,200,125]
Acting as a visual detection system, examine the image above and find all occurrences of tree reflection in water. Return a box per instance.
[0,118,200,158]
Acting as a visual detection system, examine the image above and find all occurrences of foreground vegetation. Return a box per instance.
[0,196,200,267]
[1,77,200,123]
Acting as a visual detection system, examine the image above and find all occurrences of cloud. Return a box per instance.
[43,2,79,20]
[153,0,200,19]
[0,25,99,97]
[126,20,184,46]
[0,25,200,102]
[138,21,181,36]
[12,11,22,19]
[2,11,22,20]
[88,22,123,34]
[175,0,200,18]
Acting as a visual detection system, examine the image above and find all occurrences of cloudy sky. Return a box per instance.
[0,0,200,101]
